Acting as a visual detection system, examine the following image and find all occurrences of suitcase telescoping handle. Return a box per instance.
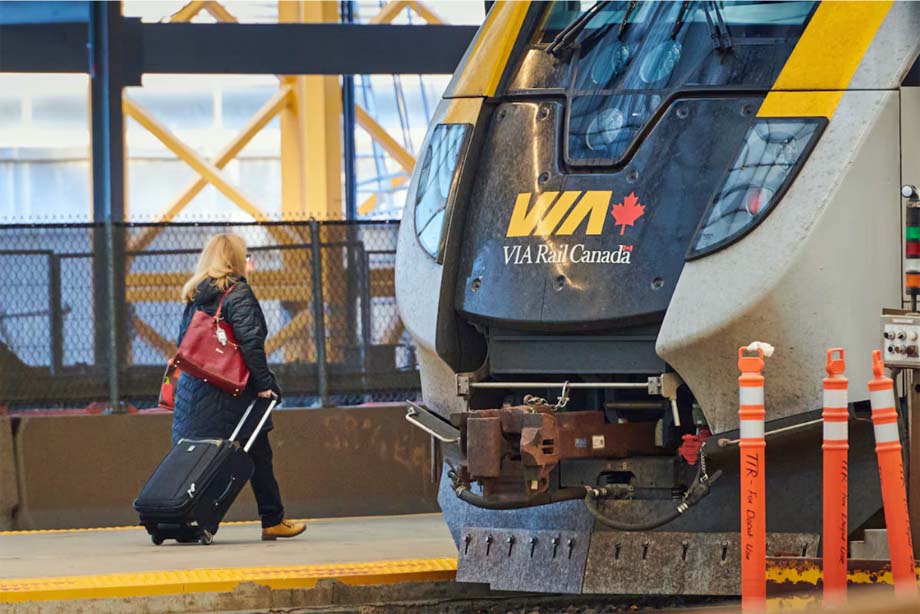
[228,394,278,452]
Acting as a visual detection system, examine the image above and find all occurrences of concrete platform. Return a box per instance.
[0,513,458,607]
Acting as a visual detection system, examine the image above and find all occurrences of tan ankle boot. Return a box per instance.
[261,519,306,541]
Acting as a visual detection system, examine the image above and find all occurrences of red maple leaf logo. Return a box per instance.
[610,192,646,236]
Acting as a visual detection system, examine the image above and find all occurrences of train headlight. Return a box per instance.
[414,123,470,260]
[687,118,825,258]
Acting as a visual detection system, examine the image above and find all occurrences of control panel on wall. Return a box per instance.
[881,309,920,367]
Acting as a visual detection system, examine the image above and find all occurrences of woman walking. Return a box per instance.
[173,233,305,540]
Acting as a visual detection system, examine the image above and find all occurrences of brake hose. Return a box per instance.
[584,469,723,531]
[454,485,588,510]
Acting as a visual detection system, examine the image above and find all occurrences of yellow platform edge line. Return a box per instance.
[0,513,445,536]
[6,556,920,604]
[0,557,459,603]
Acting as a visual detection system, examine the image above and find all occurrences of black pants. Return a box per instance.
[247,431,285,528]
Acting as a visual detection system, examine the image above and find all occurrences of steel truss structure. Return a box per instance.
[0,0,475,409]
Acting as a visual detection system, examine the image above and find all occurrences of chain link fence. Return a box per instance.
[0,221,420,411]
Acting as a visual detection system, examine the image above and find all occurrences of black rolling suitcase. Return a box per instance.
[134,397,277,545]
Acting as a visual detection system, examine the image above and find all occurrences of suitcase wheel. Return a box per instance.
[199,530,214,545]
[151,535,164,546]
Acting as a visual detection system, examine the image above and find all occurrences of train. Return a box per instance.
[395,0,920,595]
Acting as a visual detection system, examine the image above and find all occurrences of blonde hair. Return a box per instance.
[181,233,248,303]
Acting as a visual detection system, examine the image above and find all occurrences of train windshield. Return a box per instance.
[529,1,817,166]
[541,1,815,41]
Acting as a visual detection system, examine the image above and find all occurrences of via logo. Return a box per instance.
[505,191,647,237]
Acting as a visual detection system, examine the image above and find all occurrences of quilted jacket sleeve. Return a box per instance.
[224,282,277,392]
[177,301,194,347]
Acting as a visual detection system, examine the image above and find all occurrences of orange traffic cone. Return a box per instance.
[868,350,917,596]
[822,348,849,604]
[739,346,766,611]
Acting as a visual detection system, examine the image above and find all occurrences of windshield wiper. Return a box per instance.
[579,0,638,53]
[670,1,692,39]
[546,0,610,57]
[615,0,638,40]
[703,1,733,51]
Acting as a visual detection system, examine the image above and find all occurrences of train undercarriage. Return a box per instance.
[413,375,885,595]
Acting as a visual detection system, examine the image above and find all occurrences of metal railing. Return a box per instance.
[0,220,419,411]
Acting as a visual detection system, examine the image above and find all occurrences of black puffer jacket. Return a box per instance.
[171,276,279,445]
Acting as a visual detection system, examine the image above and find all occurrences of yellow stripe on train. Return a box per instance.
[758,1,892,119]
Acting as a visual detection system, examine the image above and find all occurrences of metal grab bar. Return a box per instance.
[405,401,460,443]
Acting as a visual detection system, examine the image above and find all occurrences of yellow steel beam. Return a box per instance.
[132,317,176,359]
[365,259,403,345]
[204,0,238,22]
[407,1,444,25]
[125,268,314,328]
[125,269,309,290]
[357,175,409,216]
[128,85,294,253]
[278,73,305,220]
[369,1,442,25]
[355,106,416,173]
[369,267,395,297]
[144,0,428,226]
[128,286,311,303]
[348,103,416,215]
[278,0,430,217]
[279,1,344,220]
[369,0,411,24]
[278,1,345,362]
[265,309,315,358]
[382,318,405,346]
[305,68,344,219]
[124,97,271,222]
[125,97,296,245]
[168,0,208,22]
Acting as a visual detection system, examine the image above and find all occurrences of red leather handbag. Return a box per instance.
[173,284,250,396]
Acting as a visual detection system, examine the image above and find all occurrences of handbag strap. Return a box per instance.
[213,283,237,321]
